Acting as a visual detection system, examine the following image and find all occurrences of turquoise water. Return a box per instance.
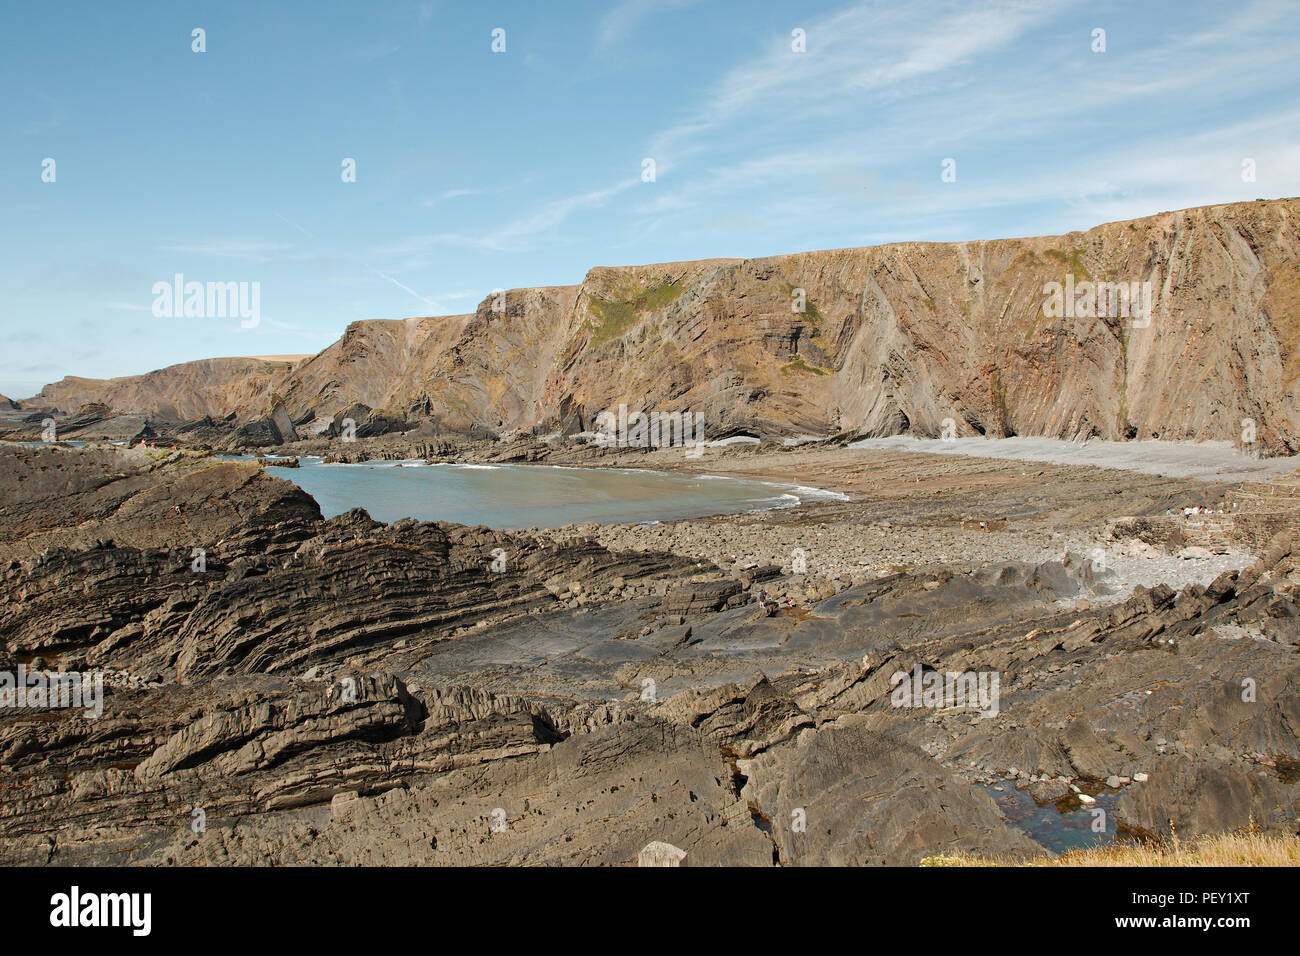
[984,783,1127,854]
[254,458,825,529]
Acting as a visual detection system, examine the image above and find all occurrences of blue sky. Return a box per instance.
[2,0,1297,399]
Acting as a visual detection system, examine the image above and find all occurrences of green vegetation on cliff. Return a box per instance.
[781,355,827,376]
[1044,247,1092,282]
[588,280,685,345]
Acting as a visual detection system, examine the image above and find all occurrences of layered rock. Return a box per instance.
[16,199,1300,451]
[3,444,1299,866]
[24,357,303,422]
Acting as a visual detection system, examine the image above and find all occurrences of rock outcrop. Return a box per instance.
[23,357,303,423]
[2,443,1299,865]
[16,199,1300,451]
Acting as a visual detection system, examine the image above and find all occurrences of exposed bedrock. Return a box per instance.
[2,444,1298,865]
[10,199,1300,453]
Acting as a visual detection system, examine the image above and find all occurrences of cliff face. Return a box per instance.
[537,199,1300,449]
[25,357,302,422]
[275,286,580,432]
[26,199,1300,450]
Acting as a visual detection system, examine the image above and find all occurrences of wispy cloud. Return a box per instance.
[419,187,487,208]
[386,177,641,254]
[630,0,1300,245]
[161,240,290,263]
[367,266,440,309]
[650,0,1058,161]
[596,0,701,50]
[379,0,1299,285]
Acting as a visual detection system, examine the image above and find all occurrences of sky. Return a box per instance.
[2,0,1298,399]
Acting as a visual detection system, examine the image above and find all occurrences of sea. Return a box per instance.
[242,456,842,529]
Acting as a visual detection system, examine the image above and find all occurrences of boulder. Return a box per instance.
[637,842,688,867]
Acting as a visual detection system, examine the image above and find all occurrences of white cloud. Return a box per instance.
[385,0,1300,293]
[385,177,641,254]
[650,0,1060,160]
[597,0,700,51]
[420,187,486,208]
[633,0,1300,244]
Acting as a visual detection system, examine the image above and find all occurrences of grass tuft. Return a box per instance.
[587,281,684,345]
[781,355,827,376]
[920,830,1300,867]
[1044,247,1092,282]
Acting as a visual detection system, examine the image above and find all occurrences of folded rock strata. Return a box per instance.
[12,199,1300,453]
[1,444,1298,865]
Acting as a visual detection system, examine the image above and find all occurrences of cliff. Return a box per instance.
[25,198,1300,451]
[24,357,303,422]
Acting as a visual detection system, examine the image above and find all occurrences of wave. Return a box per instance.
[788,484,850,501]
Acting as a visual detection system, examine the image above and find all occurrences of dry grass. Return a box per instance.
[921,830,1300,867]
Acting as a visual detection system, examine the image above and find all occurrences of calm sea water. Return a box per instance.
[254,458,831,529]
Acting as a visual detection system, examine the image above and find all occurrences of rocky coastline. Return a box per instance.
[2,437,1298,865]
